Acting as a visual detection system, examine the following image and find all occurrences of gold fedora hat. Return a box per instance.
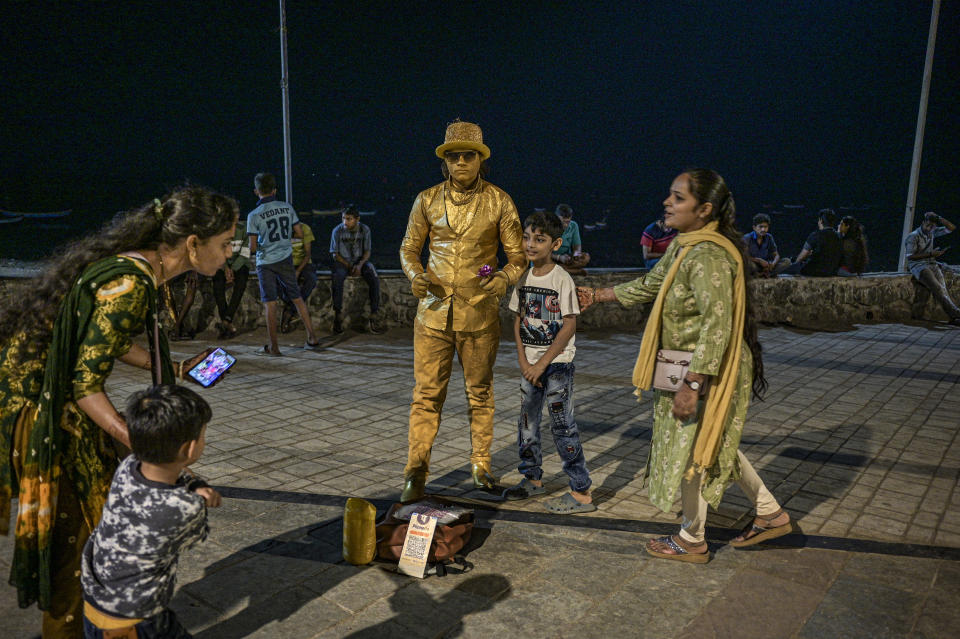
[435,120,491,160]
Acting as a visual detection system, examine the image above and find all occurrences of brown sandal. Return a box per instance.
[645,535,710,563]
[729,509,794,548]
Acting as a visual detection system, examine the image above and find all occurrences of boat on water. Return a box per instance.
[583,217,607,231]
[1,208,72,219]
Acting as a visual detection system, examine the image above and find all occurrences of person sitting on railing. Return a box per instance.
[905,211,960,326]
[780,208,842,277]
[837,215,869,277]
[329,204,384,334]
[641,214,678,270]
[552,203,590,274]
[743,213,790,277]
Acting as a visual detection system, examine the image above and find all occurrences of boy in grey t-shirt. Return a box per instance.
[81,385,221,638]
[503,210,595,513]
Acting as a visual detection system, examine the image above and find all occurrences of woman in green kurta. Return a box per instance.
[0,186,238,637]
[579,170,792,563]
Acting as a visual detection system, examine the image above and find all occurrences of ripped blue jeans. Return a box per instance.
[517,362,591,492]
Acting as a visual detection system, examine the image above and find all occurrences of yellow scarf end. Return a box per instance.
[683,464,703,481]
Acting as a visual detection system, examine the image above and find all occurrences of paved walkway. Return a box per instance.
[3,323,959,638]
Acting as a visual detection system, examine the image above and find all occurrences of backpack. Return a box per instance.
[375,498,474,564]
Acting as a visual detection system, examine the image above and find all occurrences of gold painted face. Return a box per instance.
[663,173,709,234]
[444,148,481,189]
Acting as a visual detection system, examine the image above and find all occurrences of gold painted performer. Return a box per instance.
[399,120,525,501]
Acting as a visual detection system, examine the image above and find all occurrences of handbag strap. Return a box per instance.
[151,312,164,386]
[656,350,692,366]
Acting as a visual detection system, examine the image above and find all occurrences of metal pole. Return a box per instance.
[279,0,293,204]
[898,0,940,271]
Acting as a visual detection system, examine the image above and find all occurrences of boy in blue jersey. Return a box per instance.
[247,173,321,354]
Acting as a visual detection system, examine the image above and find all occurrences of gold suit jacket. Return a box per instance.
[400,180,525,331]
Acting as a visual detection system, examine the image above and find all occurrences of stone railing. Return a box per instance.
[1,267,957,333]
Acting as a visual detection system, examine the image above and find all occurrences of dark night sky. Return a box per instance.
[1,1,957,269]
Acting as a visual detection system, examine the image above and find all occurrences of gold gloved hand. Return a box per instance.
[410,273,430,299]
[478,271,508,298]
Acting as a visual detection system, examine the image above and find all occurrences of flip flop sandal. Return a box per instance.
[544,493,597,514]
[304,340,323,350]
[729,510,794,548]
[645,535,710,564]
[502,478,547,501]
[254,345,281,357]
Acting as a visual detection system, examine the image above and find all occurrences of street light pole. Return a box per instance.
[279,0,293,204]
[898,0,940,271]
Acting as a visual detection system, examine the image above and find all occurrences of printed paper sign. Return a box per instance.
[397,513,438,578]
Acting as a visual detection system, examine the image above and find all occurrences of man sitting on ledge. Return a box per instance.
[780,208,841,277]
[905,211,960,326]
[553,204,590,274]
[329,204,385,334]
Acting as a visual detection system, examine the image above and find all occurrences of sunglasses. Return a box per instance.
[444,150,478,163]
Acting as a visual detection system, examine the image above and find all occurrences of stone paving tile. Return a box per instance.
[798,573,927,639]
[682,567,824,639]
[3,324,960,637]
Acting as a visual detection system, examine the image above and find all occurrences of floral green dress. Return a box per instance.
[0,255,173,609]
[614,240,753,512]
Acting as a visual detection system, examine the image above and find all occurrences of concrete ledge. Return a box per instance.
[1,268,957,333]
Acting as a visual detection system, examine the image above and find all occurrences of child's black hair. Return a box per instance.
[126,385,212,463]
[523,210,564,242]
[254,172,276,195]
[752,213,771,226]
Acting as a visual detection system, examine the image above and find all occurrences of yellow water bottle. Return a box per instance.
[342,497,377,565]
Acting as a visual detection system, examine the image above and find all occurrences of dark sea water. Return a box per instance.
[0,192,947,274]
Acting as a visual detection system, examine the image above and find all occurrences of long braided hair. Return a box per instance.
[0,185,238,362]
[685,168,768,399]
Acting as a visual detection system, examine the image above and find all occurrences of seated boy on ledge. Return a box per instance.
[81,385,221,639]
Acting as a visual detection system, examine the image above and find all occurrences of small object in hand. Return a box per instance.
[187,348,236,387]
[477,264,493,278]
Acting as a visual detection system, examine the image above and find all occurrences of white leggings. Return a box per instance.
[678,450,780,545]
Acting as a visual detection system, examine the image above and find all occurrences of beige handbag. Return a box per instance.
[653,349,707,395]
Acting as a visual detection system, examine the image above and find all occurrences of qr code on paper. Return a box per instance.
[403,534,429,559]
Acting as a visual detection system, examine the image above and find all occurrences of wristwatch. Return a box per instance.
[683,378,702,391]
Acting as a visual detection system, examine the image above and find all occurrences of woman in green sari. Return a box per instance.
[578,169,792,563]
[0,186,238,637]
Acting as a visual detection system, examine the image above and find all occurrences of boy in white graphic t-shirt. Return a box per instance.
[504,210,595,513]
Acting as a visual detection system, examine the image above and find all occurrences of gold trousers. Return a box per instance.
[406,318,501,477]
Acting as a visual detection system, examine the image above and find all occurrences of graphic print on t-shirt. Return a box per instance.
[519,285,563,347]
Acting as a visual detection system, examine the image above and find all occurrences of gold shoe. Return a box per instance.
[401,473,426,502]
[471,462,498,491]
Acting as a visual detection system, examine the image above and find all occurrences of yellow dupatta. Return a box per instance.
[631,220,746,477]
